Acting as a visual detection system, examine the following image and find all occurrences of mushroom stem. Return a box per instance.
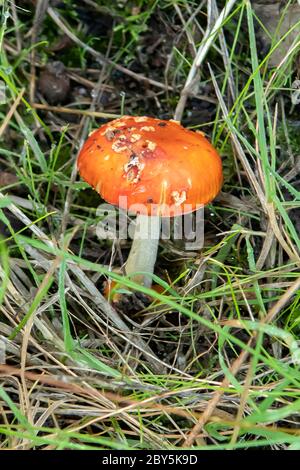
[125,214,161,288]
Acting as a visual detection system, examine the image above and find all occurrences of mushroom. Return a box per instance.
[77,116,222,289]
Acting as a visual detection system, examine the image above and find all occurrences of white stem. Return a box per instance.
[125,214,161,288]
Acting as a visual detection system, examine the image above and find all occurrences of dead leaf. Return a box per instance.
[0,171,18,188]
[253,2,300,67]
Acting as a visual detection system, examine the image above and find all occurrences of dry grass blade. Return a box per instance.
[0,193,164,373]
[1,0,300,450]
[47,6,173,92]
[209,64,267,208]
[0,88,25,138]
[31,103,120,119]
[174,0,238,121]
[183,340,252,447]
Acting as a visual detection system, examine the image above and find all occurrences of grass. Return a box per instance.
[0,0,300,450]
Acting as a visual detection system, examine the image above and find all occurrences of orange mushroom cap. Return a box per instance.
[103,278,167,304]
[77,116,222,216]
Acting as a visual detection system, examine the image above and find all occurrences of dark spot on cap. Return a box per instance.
[105,130,115,141]
[105,129,121,141]
[147,197,154,203]
[126,166,139,182]
[158,122,167,127]
[141,149,155,159]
